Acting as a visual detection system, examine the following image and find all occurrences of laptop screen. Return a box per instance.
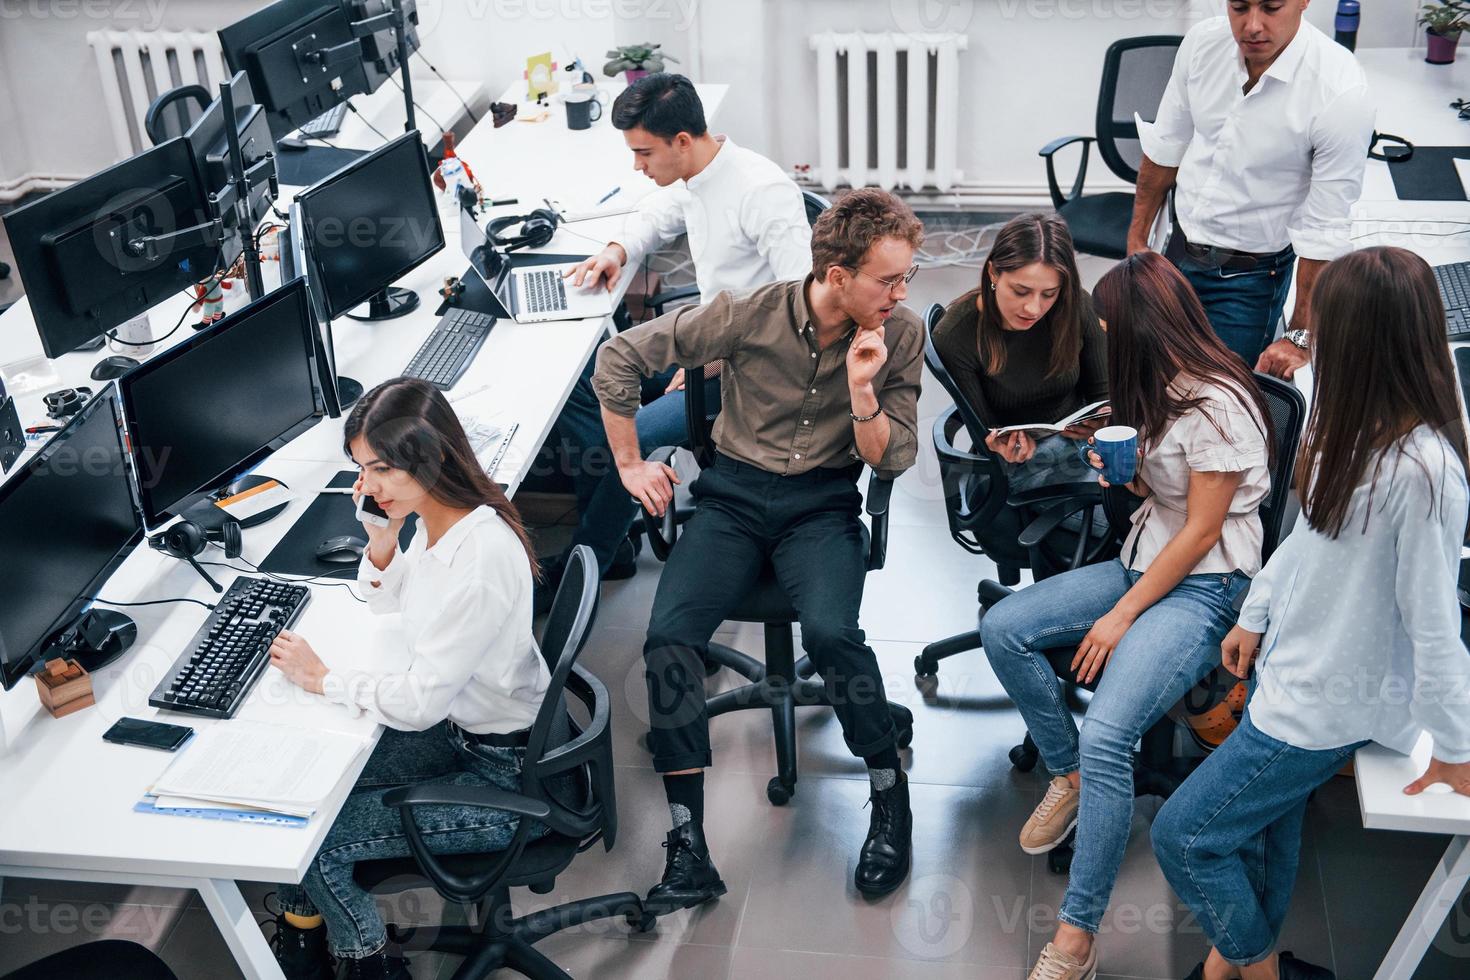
[459,206,511,306]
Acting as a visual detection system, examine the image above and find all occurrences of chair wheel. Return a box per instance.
[896,725,914,750]
[1008,743,1038,772]
[627,910,657,932]
[889,703,913,727]
[766,777,793,805]
[1047,844,1073,874]
[639,731,653,754]
[913,654,936,678]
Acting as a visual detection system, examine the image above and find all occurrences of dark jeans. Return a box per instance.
[1175,246,1295,368]
[276,723,543,958]
[642,454,897,772]
[553,356,722,575]
[1152,711,1366,965]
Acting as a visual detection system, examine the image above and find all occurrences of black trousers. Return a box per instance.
[643,454,897,772]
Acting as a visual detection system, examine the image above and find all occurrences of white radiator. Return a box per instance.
[86,29,230,160]
[809,32,967,193]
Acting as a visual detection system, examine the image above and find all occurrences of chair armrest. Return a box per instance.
[932,411,992,469]
[1007,482,1103,509]
[865,473,894,571]
[382,784,552,821]
[1037,135,1095,210]
[1016,495,1098,549]
[640,445,680,561]
[646,284,698,318]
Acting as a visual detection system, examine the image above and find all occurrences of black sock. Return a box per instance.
[662,772,705,829]
[864,746,902,792]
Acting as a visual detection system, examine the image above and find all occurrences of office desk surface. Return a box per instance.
[1358,48,1470,207]
[326,73,485,151]
[1357,734,1470,838]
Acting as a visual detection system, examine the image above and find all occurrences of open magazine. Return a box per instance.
[991,401,1111,438]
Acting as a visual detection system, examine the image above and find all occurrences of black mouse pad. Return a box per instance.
[259,471,417,579]
[1387,145,1470,201]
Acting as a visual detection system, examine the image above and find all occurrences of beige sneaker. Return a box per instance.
[1020,776,1080,855]
[1027,940,1098,980]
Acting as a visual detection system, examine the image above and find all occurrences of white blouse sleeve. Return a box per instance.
[1235,524,1305,634]
[357,545,409,614]
[1181,391,1268,473]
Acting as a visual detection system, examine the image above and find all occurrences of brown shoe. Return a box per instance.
[1020,776,1080,855]
[1027,941,1097,980]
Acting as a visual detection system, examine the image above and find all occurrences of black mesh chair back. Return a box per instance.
[1096,36,1183,184]
[1253,372,1307,562]
[803,189,832,227]
[144,84,212,145]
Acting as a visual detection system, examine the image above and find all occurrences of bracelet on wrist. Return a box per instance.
[850,406,883,423]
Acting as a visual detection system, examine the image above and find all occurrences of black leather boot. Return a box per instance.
[340,949,411,980]
[269,915,333,980]
[646,822,727,913]
[1279,951,1335,980]
[855,773,912,896]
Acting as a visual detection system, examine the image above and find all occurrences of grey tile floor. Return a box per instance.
[2,263,1468,980]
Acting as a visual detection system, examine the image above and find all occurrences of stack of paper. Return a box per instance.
[147,720,369,819]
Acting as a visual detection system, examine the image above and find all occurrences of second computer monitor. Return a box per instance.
[296,130,443,320]
[119,279,325,530]
[185,70,275,258]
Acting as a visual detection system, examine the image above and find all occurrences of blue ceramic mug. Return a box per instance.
[1076,425,1139,485]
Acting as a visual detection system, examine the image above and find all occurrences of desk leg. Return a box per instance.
[1374,834,1470,980]
[197,877,285,980]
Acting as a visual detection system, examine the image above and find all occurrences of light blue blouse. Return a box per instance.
[1240,426,1470,763]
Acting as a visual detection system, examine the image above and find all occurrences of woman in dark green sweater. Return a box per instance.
[931,213,1109,491]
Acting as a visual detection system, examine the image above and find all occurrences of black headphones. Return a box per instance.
[1368,130,1414,163]
[487,207,561,251]
[44,387,93,420]
[149,518,243,562]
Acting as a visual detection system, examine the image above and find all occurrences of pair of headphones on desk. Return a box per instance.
[148,518,243,561]
[487,207,561,251]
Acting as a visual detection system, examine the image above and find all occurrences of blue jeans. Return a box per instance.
[979,558,1249,933]
[276,722,544,958]
[1152,711,1365,965]
[1175,248,1294,368]
[553,357,722,574]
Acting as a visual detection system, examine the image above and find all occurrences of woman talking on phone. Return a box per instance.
[264,377,552,980]
[980,252,1273,980]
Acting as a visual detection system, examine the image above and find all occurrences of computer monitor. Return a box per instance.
[280,204,354,414]
[3,138,219,360]
[295,130,443,321]
[0,388,144,689]
[348,0,420,93]
[219,0,371,142]
[118,279,325,532]
[185,70,277,266]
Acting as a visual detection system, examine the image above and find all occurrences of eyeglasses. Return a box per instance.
[847,263,920,290]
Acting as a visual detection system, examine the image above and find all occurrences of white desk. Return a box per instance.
[0,81,727,979]
[1354,735,1470,979]
[321,72,486,151]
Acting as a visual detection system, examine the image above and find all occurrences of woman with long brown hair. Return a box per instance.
[264,378,552,980]
[1152,247,1470,980]
[930,213,1108,490]
[980,251,1273,980]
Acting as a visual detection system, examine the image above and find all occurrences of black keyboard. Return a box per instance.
[521,268,569,314]
[1434,262,1470,340]
[402,307,495,389]
[299,102,347,139]
[149,577,311,719]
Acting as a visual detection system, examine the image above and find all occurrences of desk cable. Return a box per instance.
[388,75,447,138]
[201,553,368,605]
[90,595,217,612]
[345,100,392,144]
[414,51,480,124]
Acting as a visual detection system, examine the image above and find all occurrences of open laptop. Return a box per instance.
[459,206,616,323]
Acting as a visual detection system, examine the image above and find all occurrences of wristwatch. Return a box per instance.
[1284,328,1310,351]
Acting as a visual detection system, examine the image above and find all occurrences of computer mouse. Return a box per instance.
[277,137,309,152]
[90,355,139,381]
[315,534,367,564]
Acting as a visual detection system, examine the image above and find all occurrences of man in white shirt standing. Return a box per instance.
[541,74,811,607]
[1127,0,1373,379]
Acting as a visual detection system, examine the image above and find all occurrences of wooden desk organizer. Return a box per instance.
[34,658,94,718]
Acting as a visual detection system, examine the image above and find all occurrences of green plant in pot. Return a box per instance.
[1421,1,1470,64]
[603,43,679,84]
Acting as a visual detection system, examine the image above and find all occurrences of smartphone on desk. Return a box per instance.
[102,717,194,752]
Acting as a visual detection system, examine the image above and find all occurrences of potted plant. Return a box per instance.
[603,43,679,84]
[1421,1,1470,64]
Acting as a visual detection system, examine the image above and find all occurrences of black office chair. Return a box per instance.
[354,546,653,980]
[638,364,914,806]
[1038,35,1182,259]
[1000,373,1306,872]
[144,84,213,145]
[646,189,831,318]
[913,301,1115,677]
[1,941,178,980]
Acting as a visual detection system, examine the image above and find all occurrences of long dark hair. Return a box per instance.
[1092,251,1272,460]
[343,377,539,580]
[977,213,1084,379]
[1298,247,1470,538]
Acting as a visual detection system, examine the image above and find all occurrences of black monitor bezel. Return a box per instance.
[117,279,326,530]
[0,388,143,691]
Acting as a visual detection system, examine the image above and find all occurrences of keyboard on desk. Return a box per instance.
[520,268,569,314]
[1433,261,1470,340]
[298,102,348,139]
[401,307,494,389]
[149,577,311,719]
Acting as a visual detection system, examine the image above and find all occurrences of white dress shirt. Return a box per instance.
[612,135,812,302]
[321,506,550,734]
[1240,427,1470,763]
[1138,17,1373,259]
